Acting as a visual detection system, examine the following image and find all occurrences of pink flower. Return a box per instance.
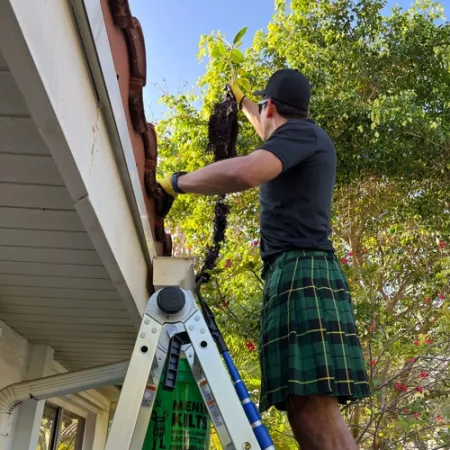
[436,415,444,422]
[413,340,420,346]
[395,382,408,392]
[251,240,260,248]
[438,241,448,249]
[408,357,415,364]
[439,292,445,300]
[425,338,432,345]
[416,386,423,393]
[246,341,256,352]
[341,257,349,265]
[348,252,353,257]
[419,371,429,379]
[370,359,376,367]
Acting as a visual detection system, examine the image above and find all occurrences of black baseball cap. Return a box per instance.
[254,68,311,111]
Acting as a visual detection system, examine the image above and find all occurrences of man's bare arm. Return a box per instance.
[241,97,264,140]
[177,150,282,195]
[230,84,264,140]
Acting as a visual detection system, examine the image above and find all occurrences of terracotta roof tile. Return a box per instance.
[108,0,133,28]
[102,0,171,257]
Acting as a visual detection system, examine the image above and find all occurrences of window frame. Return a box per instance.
[39,402,86,450]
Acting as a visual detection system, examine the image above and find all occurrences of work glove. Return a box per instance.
[156,176,177,218]
[158,176,178,198]
[230,83,245,106]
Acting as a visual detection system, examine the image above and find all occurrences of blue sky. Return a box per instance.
[128,0,449,121]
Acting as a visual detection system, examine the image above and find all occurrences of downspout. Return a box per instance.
[0,360,128,417]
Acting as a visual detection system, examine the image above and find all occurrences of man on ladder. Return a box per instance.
[159,69,371,449]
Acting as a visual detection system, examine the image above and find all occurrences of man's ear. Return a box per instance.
[267,99,276,118]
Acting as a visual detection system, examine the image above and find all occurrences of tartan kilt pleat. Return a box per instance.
[258,250,371,413]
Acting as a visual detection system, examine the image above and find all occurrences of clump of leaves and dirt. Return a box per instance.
[196,85,238,283]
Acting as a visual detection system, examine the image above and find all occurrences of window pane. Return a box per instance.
[57,410,85,450]
[37,404,58,450]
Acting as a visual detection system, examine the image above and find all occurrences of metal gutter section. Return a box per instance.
[0,360,128,416]
[72,0,158,263]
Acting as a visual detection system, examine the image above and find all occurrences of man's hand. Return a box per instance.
[230,83,244,105]
[229,83,264,140]
[158,176,178,199]
[157,175,177,218]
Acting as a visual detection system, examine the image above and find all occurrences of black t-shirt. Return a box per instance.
[258,118,336,261]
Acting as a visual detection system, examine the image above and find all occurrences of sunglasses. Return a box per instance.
[258,99,269,114]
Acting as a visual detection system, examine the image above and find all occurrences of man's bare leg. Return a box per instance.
[286,395,358,450]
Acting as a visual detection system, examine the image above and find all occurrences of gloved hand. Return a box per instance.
[158,176,178,199]
[230,83,244,105]
[157,176,177,218]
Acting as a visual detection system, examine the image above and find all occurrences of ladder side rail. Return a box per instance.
[184,303,261,450]
[105,315,162,450]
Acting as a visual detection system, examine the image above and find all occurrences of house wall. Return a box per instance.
[0,320,112,450]
[48,360,113,450]
[0,319,29,450]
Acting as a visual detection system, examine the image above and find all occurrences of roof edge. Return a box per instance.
[108,0,172,257]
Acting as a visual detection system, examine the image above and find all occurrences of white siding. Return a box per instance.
[0,118,49,155]
[0,0,153,324]
[0,319,29,450]
[0,50,136,370]
[0,324,113,449]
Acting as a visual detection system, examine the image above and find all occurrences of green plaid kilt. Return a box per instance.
[259,250,371,413]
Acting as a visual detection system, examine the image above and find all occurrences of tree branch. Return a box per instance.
[386,275,413,314]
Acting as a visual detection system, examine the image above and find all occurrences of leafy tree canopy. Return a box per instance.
[155,1,450,447]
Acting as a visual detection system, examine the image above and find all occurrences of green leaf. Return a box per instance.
[372,378,382,387]
[231,48,245,64]
[211,41,226,58]
[204,268,224,276]
[233,27,248,46]
[211,46,221,58]
[398,416,414,432]
[239,78,251,92]
[218,41,227,55]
